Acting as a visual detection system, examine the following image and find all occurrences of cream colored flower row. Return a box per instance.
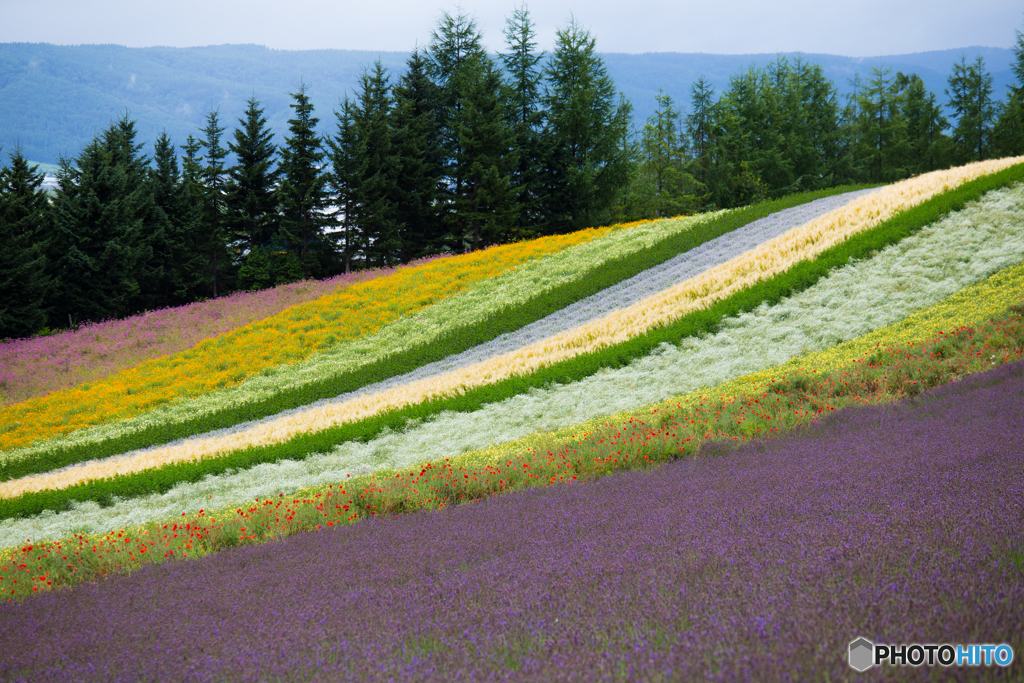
[2,158,1019,500]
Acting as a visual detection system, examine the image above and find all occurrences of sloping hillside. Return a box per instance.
[0,159,1022,680]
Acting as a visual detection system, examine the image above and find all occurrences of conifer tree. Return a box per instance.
[47,117,150,325]
[784,58,845,188]
[946,55,996,163]
[897,72,950,175]
[542,17,632,233]
[327,97,365,273]
[722,65,790,193]
[147,132,206,306]
[853,67,909,182]
[178,134,212,296]
[391,49,444,261]
[227,96,279,254]
[993,22,1024,157]
[501,5,546,237]
[449,52,520,251]
[352,62,402,267]
[198,110,231,296]
[277,82,330,278]
[686,76,717,191]
[427,9,489,247]
[0,147,51,338]
[625,90,702,219]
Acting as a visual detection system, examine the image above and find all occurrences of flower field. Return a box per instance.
[1,339,1021,681]
[0,185,866,477]
[0,225,620,452]
[1,160,1020,516]
[0,159,1023,681]
[0,259,444,406]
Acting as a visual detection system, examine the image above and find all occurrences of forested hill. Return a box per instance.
[0,42,1014,165]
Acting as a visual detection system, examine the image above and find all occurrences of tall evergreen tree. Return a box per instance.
[722,65,790,194]
[226,96,279,254]
[779,58,845,189]
[625,90,702,219]
[426,9,489,247]
[352,62,402,267]
[501,4,546,237]
[391,49,444,261]
[47,117,150,326]
[946,55,996,163]
[897,72,951,175]
[686,76,717,191]
[198,110,231,296]
[853,67,908,182]
[448,52,520,251]
[327,97,365,273]
[993,22,1024,157]
[277,82,330,278]
[0,147,51,337]
[146,132,207,307]
[542,17,632,233]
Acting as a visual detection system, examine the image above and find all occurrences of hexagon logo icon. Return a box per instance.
[849,637,875,672]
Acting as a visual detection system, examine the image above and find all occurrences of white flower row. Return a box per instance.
[3,160,1015,496]
[4,179,1022,547]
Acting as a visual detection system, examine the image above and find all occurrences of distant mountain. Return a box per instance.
[0,43,1015,166]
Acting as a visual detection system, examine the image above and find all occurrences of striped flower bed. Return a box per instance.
[1,164,1022,542]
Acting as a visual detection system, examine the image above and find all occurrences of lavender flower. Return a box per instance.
[1,362,1020,682]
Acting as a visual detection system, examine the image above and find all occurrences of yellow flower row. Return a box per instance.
[0,226,620,452]
[4,160,1015,498]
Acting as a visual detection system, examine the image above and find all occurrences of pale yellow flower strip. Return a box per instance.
[2,158,1019,500]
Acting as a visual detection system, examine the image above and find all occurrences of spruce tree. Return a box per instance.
[449,52,520,251]
[327,97,365,273]
[632,90,701,218]
[722,65,790,194]
[946,55,996,163]
[47,119,150,326]
[227,96,279,254]
[352,62,402,267]
[785,59,845,188]
[427,9,489,246]
[686,76,717,192]
[391,49,444,261]
[198,110,231,296]
[542,18,632,233]
[0,147,51,338]
[147,132,206,307]
[277,82,330,278]
[501,5,546,237]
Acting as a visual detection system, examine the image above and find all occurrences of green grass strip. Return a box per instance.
[2,185,871,483]
[2,168,1020,520]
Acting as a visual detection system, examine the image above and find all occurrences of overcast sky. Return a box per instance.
[1,0,1020,56]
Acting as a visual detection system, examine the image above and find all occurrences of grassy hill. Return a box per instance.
[0,159,1021,679]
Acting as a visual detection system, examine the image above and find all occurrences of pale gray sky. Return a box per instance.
[0,0,1020,55]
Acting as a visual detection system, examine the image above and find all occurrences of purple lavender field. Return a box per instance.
[1,363,1022,682]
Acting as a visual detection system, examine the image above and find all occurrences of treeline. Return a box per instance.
[619,39,1024,219]
[2,10,1024,340]
[1,9,634,338]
